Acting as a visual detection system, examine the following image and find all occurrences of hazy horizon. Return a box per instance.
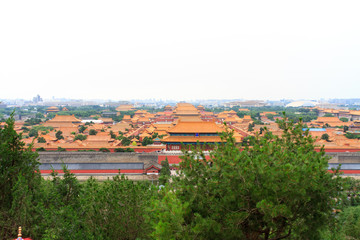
[1,0,360,101]
[1,96,345,103]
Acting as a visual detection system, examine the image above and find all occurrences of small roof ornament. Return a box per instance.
[14,226,32,240]
[17,226,22,240]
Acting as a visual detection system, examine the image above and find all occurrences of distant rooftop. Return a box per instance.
[303,128,326,132]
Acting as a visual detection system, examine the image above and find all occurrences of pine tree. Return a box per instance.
[0,113,41,238]
[149,117,346,239]
[159,157,171,185]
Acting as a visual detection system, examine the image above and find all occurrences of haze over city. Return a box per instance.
[1,0,360,101]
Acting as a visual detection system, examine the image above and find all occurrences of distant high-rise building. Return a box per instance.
[33,94,43,103]
[0,101,7,108]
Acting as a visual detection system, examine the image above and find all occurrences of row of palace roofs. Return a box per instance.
[2,103,360,152]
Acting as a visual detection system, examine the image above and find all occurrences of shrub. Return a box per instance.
[99,148,110,152]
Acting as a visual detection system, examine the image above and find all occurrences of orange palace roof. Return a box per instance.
[162,136,223,143]
[168,120,223,134]
[46,114,81,123]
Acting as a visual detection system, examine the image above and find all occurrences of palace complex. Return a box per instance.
[9,103,360,153]
[6,102,360,180]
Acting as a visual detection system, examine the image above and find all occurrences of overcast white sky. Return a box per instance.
[1,0,359,101]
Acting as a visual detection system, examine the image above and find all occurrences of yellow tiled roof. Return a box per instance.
[168,120,223,133]
[162,136,223,143]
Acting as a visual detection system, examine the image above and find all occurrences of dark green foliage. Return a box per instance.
[114,148,135,152]
[89,129,97,135]
[55,105,105,118]
[46,112,57,119]
[78,125,87,133]
[148,117,345,239]
[0,113,41,239]
[321,133,330,141]
[236,111,248,118]
[337,206,360,239]
[259,127,264,134]
[24,117,42,126]
[345,132,360,139]
[36,147,46,151]
[57,147,66,151]
[159,158,171,185]
[241,135,255,146]
[266,113,275,120]
[151,132,159,139]
[251,111,261,120]
[37,166,84,239]
[111,110,135,122]
[37,136,46,143]
[37,170,156,239]
[28,128,38,138]
[343,178,360,207]
[36,113,44,119]
[109,130,116,139]
[253,119,264,125]
[74,134,87,141]
[79,175,156,239]
[344,125,349,132]
[340,117,349,122]
[142,136,153,146]
[121,137,131,146]
[55,130,64,140]
[248,123,254,132]
[32,125,54,133]
[21,126,30,132]
[99,147,110,152]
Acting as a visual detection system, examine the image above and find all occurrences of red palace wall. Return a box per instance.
[33,146,164,153]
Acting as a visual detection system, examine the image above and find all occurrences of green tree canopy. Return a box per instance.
[109,130,116,139]
[74,134,87,141]
[55,130,64,140]
[78,125,87,133]
[37,136,46,143]
[0,113,41,238]
[149,118,345,239]
[99,148,110,152]
[28,128,39,138]
[248,123,254,132]
[340,117,349,122]
[321,133,330,141]
[121,137,131,146]
[141,136,153,146]
[89,129,97,135]
[159,157,171,185]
